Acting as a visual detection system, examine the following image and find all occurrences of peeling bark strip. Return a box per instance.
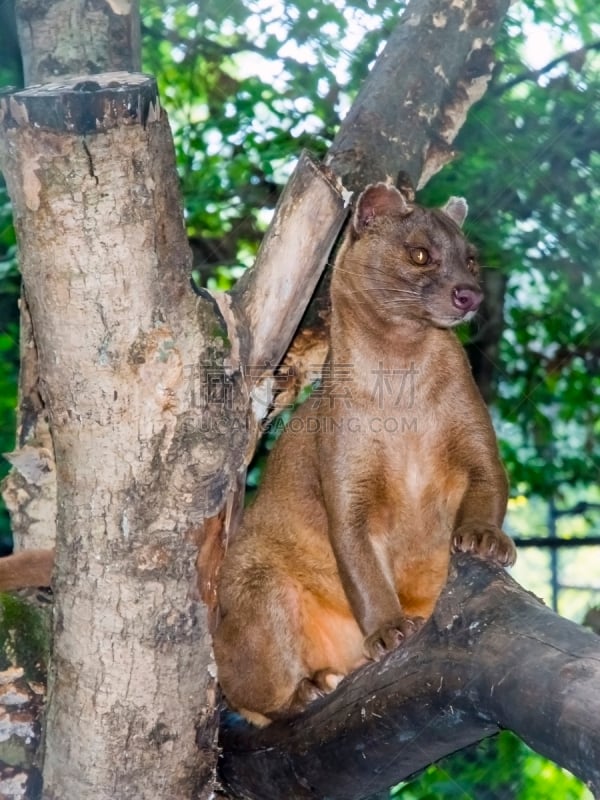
[227,154,348,374]
[15,0,141,86]
[0,73,249,800]
[218,555,600,800]
[326,0,511,192]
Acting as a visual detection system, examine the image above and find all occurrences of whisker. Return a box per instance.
[345,285,421,297]
[336,270,417,292]
[343,286,420,295]
[333,266,367,278]
[333,265,424,309]
[334,265,404,279]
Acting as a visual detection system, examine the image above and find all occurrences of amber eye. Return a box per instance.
[408,247,430,266]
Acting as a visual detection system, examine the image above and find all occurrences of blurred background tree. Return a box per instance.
[0,0,598,796]
[0,0,21,556]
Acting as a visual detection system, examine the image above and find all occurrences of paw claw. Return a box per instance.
[288,668,346,715]
[452,524,516,567]
[364,615,424,661]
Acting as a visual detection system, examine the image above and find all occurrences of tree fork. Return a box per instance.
[219,554,600,800]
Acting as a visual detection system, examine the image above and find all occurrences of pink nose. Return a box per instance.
[452,285,483,313]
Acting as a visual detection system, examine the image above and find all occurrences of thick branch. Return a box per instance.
[327,0,511,192]
[219,554,600,800]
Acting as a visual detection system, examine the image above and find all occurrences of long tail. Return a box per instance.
[0,549,54,591]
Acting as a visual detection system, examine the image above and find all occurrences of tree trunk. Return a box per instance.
[219,554,600,800]
[3,0,143,562]
[15,0,140,85]
[2,0,143,557]
[0,74,239,800]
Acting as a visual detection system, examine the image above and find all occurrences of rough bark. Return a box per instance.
[15,0,141,86]
[0,73,249,800]
[219,554,600,800]
[326,0,511,193]
[3,0,143,568]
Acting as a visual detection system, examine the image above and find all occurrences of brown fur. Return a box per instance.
[213,183,516,725]
[0,548,54,591]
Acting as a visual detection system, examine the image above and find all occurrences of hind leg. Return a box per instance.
[214,572,357,724]
[279,668,346,720]
[214,574,314,724]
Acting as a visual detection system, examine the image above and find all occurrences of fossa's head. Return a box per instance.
[336,181,482,329]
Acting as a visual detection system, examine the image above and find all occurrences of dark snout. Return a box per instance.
[452,285,483,314]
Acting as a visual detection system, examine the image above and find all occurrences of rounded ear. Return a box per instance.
[353,182,413,235]
[441,196,468,228]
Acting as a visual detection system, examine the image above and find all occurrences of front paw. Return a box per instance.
[364,615,424,661]
[452,523,516,567]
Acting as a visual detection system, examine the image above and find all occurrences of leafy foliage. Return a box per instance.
[0,593,49,684]
[393,731,592,799]
[0,179,19,554]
